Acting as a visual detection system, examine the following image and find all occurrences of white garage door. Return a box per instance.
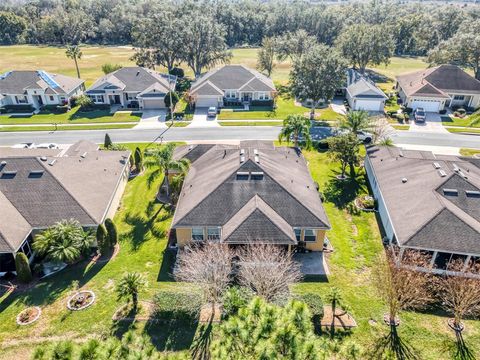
[410,99,441,112]
[354,99,382,111]
[196,97,218,108]
[143,98,165,109]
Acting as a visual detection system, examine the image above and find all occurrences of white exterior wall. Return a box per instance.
[364,156,395,241]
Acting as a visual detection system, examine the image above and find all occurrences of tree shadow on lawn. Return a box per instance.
[190,320,214,360]
[143,318,198,353]
[0,256,107,311]
[322,171,367,209]
[364,69,392,84]
[122,206,168,251]
[157,247,177,282]
[369,325,420,360]
[444,331,477,360]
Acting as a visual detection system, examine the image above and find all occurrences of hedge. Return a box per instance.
[15,252,32,283]
[153,290,202,320]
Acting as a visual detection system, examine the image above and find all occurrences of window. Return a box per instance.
[304,229,316,242]
[89,94,104,103]
[258,92,269,100]
[453,95,465,101]
[294,228,301,242]
[236,172,249,180]
[251,172,264,180]
[16,96,27,104]
[20,240,32,258]
[207,227,221,241]
[192,227,204,241]
[49,95,54,101]
[225,90,236,99]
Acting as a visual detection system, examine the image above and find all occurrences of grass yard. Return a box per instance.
[447,127,480,134]
[0,107,141,125]
[219,120,283,126]
[0,123,135,132]
[460,148,480,156]
[442,115,480,128]
[392,124,410,130]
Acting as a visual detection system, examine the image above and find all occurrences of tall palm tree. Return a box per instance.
[278,114,312,148]
[145,143,190,198]
[340,110,372,134]
[326,287,344,338]
[116,272,147,311]
[33,219,94,264]
[65,45,82,79]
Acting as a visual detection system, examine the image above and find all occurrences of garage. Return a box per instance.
[354,99,383,111]
[410,99,441,112]
[196,96,219,108]
[142,98,165,109]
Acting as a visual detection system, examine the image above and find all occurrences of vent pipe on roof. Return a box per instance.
[0,160,6,167]
[402,178,408,183]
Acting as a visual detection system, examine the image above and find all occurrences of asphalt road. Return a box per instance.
[0,126,479,149]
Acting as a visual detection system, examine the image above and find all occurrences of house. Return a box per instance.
[0,70,84,110]
[365,145,480,276]
[86,67,176,110]
[345,69,387,112]
[0,140,130,276]
[171,141,330,251]
[396,64,480,112]
[189,65,277,108]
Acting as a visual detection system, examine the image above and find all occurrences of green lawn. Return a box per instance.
[219,120,283,126]
[447,127,480,134]
[442,115,480,128]
[392,124,410,130]
[0,123,135,132]
[0,107,141,125]
[460,148,480,156]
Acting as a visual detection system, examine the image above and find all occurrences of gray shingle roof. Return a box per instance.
[86,67,173,94]
[367,146,480,255]
[0,70,84,95]
[172,143,330,244]
[190,65,276,96]
[346,69,387,99]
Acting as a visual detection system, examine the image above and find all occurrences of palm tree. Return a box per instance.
[116,272,147,311]
[326,287,344,338]
[340,110,372,134]
[65,45,82,79]
[278,114,312,148]
[144,143,190,198]
[33,219,94,264]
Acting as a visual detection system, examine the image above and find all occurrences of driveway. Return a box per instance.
[331,99,347,115]
[409,112,448,134]
[188,108,220,128]
[134,109,167,129]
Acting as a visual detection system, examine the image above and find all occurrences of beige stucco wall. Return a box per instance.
[103,165,129,222]
[305,229,326,251]
[176,227,192,247]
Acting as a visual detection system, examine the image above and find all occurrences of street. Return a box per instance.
[0,126,479,149]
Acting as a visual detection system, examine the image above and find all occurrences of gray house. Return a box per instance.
[189,65,276,108]
[365,146,480,276]
[0,70,84,110]
[86,67,176,110]
[0,141,130,276]
[345,69,387,112]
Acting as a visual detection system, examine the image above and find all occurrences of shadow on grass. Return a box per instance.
[323,172,366,209]
[443,331,476,360]
[122,205,167,251]
[370,325,419,360]
[157,247,177,282]
[190,320,213,360]
[144,318,197,353]
[302,275,329,283]
[111,306,138,339]
[0,255,107,311]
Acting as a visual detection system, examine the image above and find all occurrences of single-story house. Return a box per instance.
[171,141,331,252]
[365,145,480,276]
[345,69,387,112]
[189,65,277,108]
[396,64,480,112]
[0,70,85,110]
[0,140,130,276]
[86,67,176,110]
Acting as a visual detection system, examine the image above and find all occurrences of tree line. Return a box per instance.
[0,0,478,58]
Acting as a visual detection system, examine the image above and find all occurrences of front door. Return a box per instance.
[34,95,43,106]
[242,93,252,102]
[109,95,121,105]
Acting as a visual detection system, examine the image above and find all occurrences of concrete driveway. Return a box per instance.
[188,108,220,128]
[134,109,167,129]
[409,112,448,134]
[293,252,329,275]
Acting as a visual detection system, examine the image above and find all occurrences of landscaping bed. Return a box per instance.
[16,307,41,326]
[67,290,95,311]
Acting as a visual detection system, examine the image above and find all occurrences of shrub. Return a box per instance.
[76,94,93,110]
[292,293,324,319]
[134,147,143,171]
[15,252,32,283]
[222,287,252,317]
[169,67,184,78]
[439,109,447,115]
[96,224,108,254]
[104,133,113,149]
[164,91,180,109]
[153,290,202,320]
[101,63,122,74]
[104,218,117,248]
[175,78,191,93]
[251,99,274,107]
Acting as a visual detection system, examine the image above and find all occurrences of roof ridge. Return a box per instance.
[38,157,97,225]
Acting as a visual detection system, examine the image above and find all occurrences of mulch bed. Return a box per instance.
[67,290,95,311]
[448,318,464,332]
[320,305,357,329]
[16,306,41,326]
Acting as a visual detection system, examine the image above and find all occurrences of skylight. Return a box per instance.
[443,188,458,196]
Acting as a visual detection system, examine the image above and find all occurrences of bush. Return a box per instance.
[175,78,191,93]
[439,109,447,115]
[153,290,202,320]
[104,133,113,149]
[102,63,122,74]
[96,224,108,253]
[134,147,143,171]
[15,252,32,283]
[169,67,184,78]
[292,293,324,319]
[104,218,117,248]
[76,94,93,110]
[0,104,35,114]
[251,99,274,107]
[222,287,252,317]
[164,91,180,109]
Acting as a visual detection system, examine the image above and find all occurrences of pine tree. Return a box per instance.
[104,133,113,149]
[96,224,108,254]
[104,218,118,248]
[15,252,32,283]
[134,147,143,172]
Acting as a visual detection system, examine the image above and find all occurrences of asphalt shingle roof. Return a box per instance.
[0,70,84,95]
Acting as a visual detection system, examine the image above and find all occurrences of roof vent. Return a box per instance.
[240,156,245,163]
[188,145,193,150]
[0,160,6,167]
[253,149,258,155]
[2,170,17,178]
[438,170,447,177]
[49,159,56,166]
[236,171,249,180]
[255,155,260,163]
[433,162,441,169]
[40,156,47,161]
[251,171,264,180]
[458,171,468,179]
[443,188,458,196]
[80,152,87,158]
[29,170,44,177]
[240,149,245,155]
[401,178,408,183]
[453,164,460,172]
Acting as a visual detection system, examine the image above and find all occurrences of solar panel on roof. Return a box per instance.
[37,70,60,89]
[0,71,11,80]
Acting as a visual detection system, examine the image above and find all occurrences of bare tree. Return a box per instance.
[371,116,395,145]
[435,259,480,332]
[237,244,302,302]
[174,242,234,307]
[372,249,433,326]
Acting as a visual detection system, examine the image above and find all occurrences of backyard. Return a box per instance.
[1,142,479,359]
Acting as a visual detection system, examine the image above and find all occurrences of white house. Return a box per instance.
[345,69,387,112]
[0,70,84,110]
[396,65,480,112]
[86,67,176,110]
[189,65,277,108]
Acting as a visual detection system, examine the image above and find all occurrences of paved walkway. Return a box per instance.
[134,110,167,129]
[409,113,448,134]
[188,108,220,128]
[293,252,329,275]
[330,99,347,115]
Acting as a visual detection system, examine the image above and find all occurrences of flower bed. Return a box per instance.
[67,290,95,311]
[16,306,41,325]
[355,195,375,212]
